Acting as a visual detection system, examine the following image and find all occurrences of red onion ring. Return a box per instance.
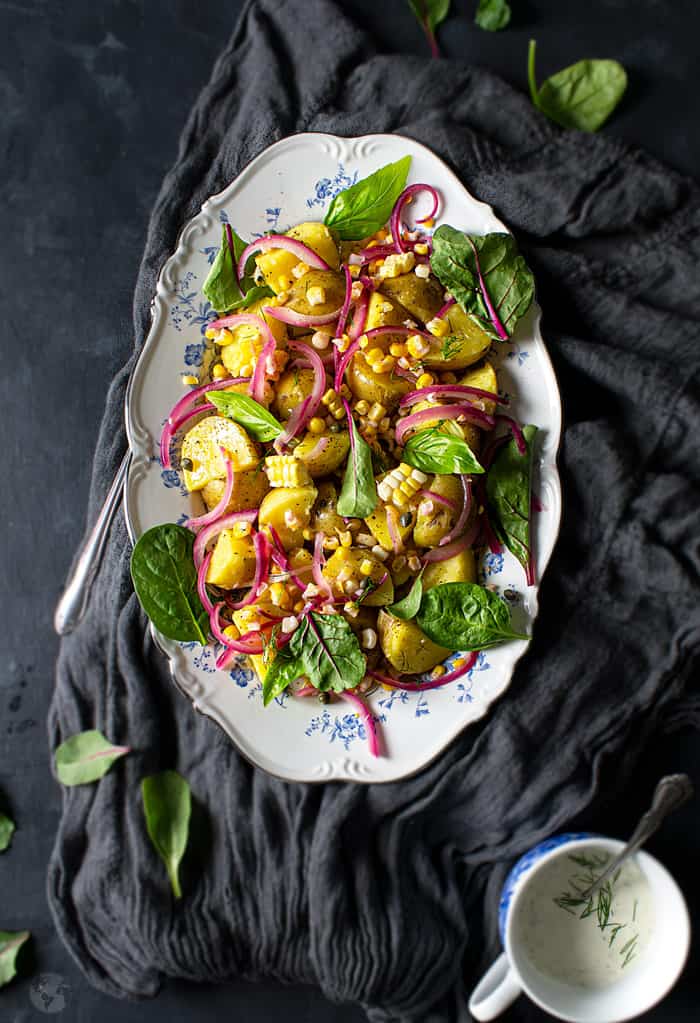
[363,325,433,342]
[268,525,308,591]
[192,509,258,567]
[274,339,326,449]
[159,376,249,470]
[435,297,456,319]
[263,303,343,329]
[347,284,370,342]
[225,531,271,611]
[495,414,527,455]
[236,235,330,281]
[420,489,456,510]
[390,184,440,253]
[160,401,215,470]
[333,337,361,392]
[185,449,234,531]
[299,435,330,463]
[312,531,334,600]
[395,404,495,445]
[250,336,277,404]
[385,505,404,555]
[369,652,478,691]
[338,691,380,757]
[422,520,480,563]
[208,312,276,342]
[399,384,505,408]
[197,551,215,616]
[438,475,472,548]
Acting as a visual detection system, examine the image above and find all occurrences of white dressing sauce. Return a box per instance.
[514,847,654,989]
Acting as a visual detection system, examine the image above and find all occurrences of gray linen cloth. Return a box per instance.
[48,0,700,1019]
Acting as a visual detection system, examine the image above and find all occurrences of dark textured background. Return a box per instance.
[1,1,698,1020]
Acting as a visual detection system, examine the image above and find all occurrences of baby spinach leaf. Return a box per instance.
[431,225,535,340]
[402,427,484,475]
[475,0,510,32]
[207,390,283,442]
[203,226,273,313]
[141,771,191,900]
[387,570,424,621]
[0,814,15,852]
[337,408,378,517]
[0,930,30,988]
[416,582,528,650]
[263,612,367,701]
[130,524,209,644]
[408,0,450,57]
[528,40,627,133]
[487,424,537,585]
[54,730,131,786]
[324,157,412,240]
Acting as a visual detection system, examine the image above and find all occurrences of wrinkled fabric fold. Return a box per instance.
[49,1,700,1019]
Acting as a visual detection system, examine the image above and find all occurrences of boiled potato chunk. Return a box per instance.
[364,479,415,551]
[181,417,259,491]
[377,611,449,674]
[364,291,410,332]
[271,367,317,420]
[322,548,394,606]
[229,603,285,682]
[413,474,464,548]
[346,352,410,408]
[259,485,317,549]
[255,222,340,293]
[295,431,350,477]
[377,273,443,326]
[311,482,347,537]
[201,467,269,515]
[423,304,491,370]
[422,549,476,590]
[206,530,257,589]
[459,359,499,415]
[286,270,346,318]
[219,300,286,380]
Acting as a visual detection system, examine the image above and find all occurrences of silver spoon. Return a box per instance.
[579,773,694,901]
[54,451,131,635]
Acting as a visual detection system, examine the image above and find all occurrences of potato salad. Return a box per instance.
[131,156,540,757]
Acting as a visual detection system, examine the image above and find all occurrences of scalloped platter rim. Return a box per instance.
[123,132,562,784]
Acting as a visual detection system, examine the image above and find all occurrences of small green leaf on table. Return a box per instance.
[407,1,450,58]
[141,771,191,900]
[0,930,30,988]
[54,730,131,787]
[528,39,627,133]
[0,814,15,852]
[475,0,511,32]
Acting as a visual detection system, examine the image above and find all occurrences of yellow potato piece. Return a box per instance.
[271,367,317,421]
[422,549,476,590]
[201,467,269,514]
[206,530,257,589]
[346,352,410,408]
[255,222,340,293]
[322,547,394,606]
[364,291,409,334]
[259,485,317,549]
[413,474,464,548]
[377,273,443,326]
[219,300,286,379]
[423,304,491,370]
[458,360,499,415]
[181,416,259,491]
[364,477,415,552]
[377,611,449,674]
[286,270,346,318]
[295,431,350,477]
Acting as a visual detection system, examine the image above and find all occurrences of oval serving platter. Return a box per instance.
[124,132,562,784]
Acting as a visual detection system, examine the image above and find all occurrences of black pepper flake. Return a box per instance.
[318,692,330,704]
[399,512,412,527]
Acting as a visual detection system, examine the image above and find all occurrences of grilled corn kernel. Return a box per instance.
[293,599,306,613]
[355,399,370,415]
[426,317,449,338]
[391,489,409,508]
[361,628,377,650]
[366,347,385,366]
[231,521,252,538]
[308,417,326,435]
[422,217,435,229]
[269,582,290,608]
[367,402,386,423]
[302,527,314,541]
[292,261,310,279]
[358,334,370,349]
[407,555,422,573]
[212,363,228,380]
[377,251,416,279]
[344,601,359,618]
[264,455,311,488]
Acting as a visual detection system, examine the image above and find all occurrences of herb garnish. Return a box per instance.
[440,333,462,362]
[337,403,378,517]
[407,1,449,58]
[130,524,209,644]
[54,730,131,786]
[387,570,424,621]
[431,225,535,340]
[141,771,191,900]
[0,931,30,988]
[207,390,283,442]
[528,39,627,133]
[402,427,484,475]
[0,814,14,853]
[203,225,273,314]
[475,0,511,32]
[415,582,528,650]
[324,157,412,240]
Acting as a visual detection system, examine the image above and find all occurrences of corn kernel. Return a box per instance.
[407,555,422,573]
[292,261,310,279]
[355,399,369,415]
[269,582,288,607]
[344,601,359,618]
[389,342,408,358]
[276,290,290,304]
[205,328,217,340]
[377,251,416,279]
[358,334,370,349]
[361,628,377,650]
[212,363,228,380]
[416,372,435,388]
[368,402,386,423]
[324,536,339,550]
[307,286,326,306]
[308,417,326,435]
[182,374,199,386]
[414,263,430,280]
[407,335,431,358]
[366,346,385,365]
[392,489,409,508]
[281,616,298,634]
[231,521,252,538]
[452,658,467,670]
[349,264,361,279]
[332,405,346,419]
[359,559,374,576]
[431,664,446,678]
[302,527,314,541]
[426,317,449,338]
[321,388,336,406]
[422,217,435,229]
[414,242,429,256]
[311,330,331,350]
[344,578,358,594]
[340,530,353,548]
[293,600,305,613]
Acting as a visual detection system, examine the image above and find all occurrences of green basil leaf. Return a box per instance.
[387,570,424,621]
[528,40,627,133]
[207,390,283,442]
[337,412,378,517]
[402,428,484,475]
[486,425,537,582]
[141,771,191,900]
[416,582,528,650]
[0,813,15,853]
[408,0,450,36]
[130,524,209,644]
[0,930,30,988]
[431,225,535,340]
[290,612,366,692]
[475,0,510,31]
[263,649,303,706]
[54,730,131,787]
[203,226,274,314]
[324,157,412,240]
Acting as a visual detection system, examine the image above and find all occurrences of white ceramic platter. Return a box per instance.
[124,132,562,783]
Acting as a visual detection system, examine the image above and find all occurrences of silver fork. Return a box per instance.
[54,452,131,635]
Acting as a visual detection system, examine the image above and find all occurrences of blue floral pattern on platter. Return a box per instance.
[498,832,593,941]
[306,163,359,210]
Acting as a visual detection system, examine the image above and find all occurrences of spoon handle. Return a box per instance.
[581,774,694,899]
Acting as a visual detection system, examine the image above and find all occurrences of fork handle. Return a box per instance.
[54,452,131,635]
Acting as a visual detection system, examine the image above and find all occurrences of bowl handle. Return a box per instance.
[468,954,522,1021]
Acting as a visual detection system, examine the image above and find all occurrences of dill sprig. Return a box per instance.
[441,334,462,361]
